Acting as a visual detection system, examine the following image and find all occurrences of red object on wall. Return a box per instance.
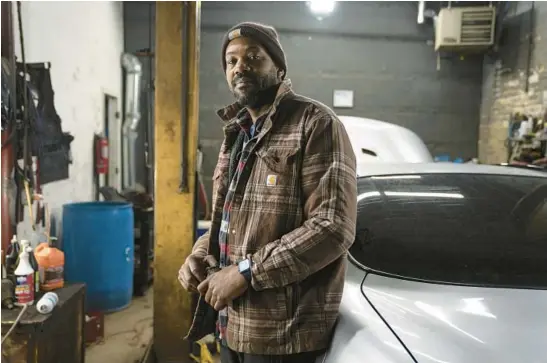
[95,137,109,175]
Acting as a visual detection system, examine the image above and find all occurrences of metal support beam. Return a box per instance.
[153,2,201,362]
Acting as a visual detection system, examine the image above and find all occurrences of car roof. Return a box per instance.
[338,115,414,132]
[358,162,547,178]
[337,115,434,164]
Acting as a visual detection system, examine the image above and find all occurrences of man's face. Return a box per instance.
[225,37,282,108]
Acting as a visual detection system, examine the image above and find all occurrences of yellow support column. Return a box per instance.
[154,2,201,362]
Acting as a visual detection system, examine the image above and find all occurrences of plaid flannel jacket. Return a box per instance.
[185,80,357,355]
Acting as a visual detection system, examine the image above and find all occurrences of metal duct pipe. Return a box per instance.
[417,1,426,24]
[121,53,143,190]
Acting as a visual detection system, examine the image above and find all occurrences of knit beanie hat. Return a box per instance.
[221,22,287,79]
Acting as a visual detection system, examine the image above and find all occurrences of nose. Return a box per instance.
[233,58,251,74]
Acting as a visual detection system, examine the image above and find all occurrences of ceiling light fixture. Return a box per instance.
[307,1,336,20]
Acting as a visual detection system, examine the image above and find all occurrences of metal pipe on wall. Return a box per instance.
[1,1,15,256]
[121,53,143,190]
[417,1,426,24]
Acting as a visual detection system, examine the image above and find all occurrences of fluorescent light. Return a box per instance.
[307,1,336,16]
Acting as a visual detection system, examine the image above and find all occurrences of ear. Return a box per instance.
[278,69,285,79]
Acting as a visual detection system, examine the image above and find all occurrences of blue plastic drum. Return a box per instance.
[62,201,134,312]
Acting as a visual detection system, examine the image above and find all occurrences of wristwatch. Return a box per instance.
[238,258,252,283]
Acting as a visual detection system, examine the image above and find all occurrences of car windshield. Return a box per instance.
[349,173,547,289]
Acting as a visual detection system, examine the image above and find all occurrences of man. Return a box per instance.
[178,22,357,363]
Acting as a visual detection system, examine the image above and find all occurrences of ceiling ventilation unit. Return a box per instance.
[435,6,496,53]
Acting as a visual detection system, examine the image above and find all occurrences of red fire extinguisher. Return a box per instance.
[95,136,109,175]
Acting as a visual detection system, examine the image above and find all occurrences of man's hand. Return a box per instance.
[178,254,218,293]
[197,264,248,311]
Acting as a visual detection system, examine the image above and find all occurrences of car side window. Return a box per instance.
[350,173,547,289]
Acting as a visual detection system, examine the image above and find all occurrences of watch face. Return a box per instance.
[238,259,250,272]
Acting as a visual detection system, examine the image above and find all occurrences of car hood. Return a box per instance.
[363,274,547,363]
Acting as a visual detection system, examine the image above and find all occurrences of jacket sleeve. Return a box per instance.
[250,108,358,291]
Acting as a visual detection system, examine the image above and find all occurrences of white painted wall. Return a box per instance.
[12,1,124,242]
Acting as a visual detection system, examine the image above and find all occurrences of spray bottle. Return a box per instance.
[21,240,40,294]
[14,241,35,306]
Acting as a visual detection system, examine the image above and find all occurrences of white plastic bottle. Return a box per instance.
[14,245,35,306]
[36,292,59,314]
[20,240,40,294]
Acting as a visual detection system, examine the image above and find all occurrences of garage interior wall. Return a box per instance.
[124,1,484,200]
[479,1,547,163]
[12,1,125,236]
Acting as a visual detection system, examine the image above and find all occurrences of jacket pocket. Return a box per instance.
[249,147,302,236]
[256,148,299,175]
[285,284,296,319]
[253,147,300,194]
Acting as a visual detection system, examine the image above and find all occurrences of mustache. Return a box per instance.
[232,72,258,86]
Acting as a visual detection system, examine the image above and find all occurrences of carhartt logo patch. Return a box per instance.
[228,29,242,40]
[266,175,278,186]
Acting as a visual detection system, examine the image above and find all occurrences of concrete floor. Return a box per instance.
[85,290,153,363]
[83,288,222,363]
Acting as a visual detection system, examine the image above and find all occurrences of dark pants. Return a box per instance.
[220,345,324,363]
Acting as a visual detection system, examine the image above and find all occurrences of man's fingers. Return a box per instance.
[178,271,188,288]
[181,276,198,293]
[204,284,214,305]
[203,255,218,268]
[214,299,227,311]
[183,268,199,287]
[188,257,206,282]
[197,278,209,295]
[179,266,199,292]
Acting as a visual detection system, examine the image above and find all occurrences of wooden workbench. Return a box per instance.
[1,283,86,363]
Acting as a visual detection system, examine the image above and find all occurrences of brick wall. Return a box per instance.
[479,1,547,163]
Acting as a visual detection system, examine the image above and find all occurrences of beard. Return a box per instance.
[230,69,280,109]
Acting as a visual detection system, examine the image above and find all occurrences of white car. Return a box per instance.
[320,162,547,363]
[338,116,433,175]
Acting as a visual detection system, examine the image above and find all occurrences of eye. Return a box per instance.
[248,54,260,61]
[226,58,236,66]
